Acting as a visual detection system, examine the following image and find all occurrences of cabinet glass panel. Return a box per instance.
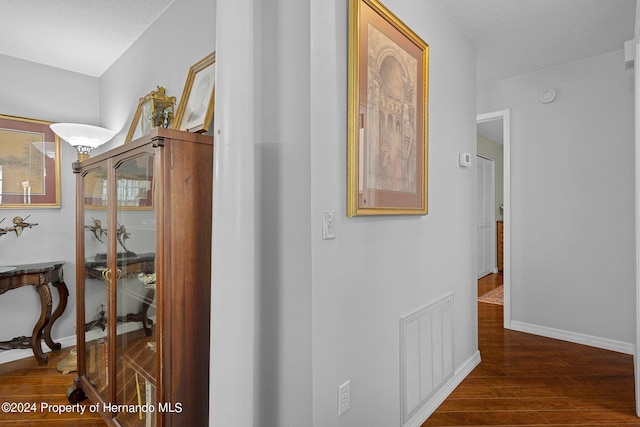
[82,166,110,398]
[114,153,157,427]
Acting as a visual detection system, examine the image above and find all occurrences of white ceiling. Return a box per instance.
[0,0,636,83]
[477,119,503,144]
[0,0,174,77]
[437,0,637,86]
[439,0,637,144]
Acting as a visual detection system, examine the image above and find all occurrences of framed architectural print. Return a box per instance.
[347,0,429,216]
[0,114,61,208]
[174,52,216,133]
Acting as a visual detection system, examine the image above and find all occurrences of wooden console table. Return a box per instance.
[0,261,68,365]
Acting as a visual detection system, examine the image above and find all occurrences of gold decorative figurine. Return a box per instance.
[0,215,38,237]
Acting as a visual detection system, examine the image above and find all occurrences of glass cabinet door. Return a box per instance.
[113,153,157,427]
[81,165,110,400]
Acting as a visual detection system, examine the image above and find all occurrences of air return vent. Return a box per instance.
[400,293,454,425]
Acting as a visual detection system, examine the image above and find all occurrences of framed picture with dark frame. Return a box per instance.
[0,114,61,208]
[174,52,216,133]
[347,0,429,216]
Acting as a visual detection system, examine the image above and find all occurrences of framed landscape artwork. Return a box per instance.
[0,114,60,208]
[347,0,429,216]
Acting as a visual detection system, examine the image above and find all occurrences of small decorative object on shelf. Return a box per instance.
[138,272,156,289]
[115,223,135,257]
[0,215,38,237]
[85,218,105,243]
[85,219,138,259]
[126,86,176,143]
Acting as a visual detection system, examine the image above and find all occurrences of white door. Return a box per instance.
[477,155,495,278]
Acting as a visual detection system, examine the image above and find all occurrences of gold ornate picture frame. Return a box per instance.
[0,114,61,208]
[125,96,153,143]
[125,86,176,143]
[347,0,429,216]
[174,52,216,133]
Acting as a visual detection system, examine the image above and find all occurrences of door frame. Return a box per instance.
[477,109,511,328]
[633,0,640,415]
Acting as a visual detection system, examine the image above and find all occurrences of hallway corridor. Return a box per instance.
[422,274,640,426]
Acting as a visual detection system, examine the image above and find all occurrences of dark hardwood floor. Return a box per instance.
[1,273,639,426]
[0,348,103,425]
[423,273,640,426]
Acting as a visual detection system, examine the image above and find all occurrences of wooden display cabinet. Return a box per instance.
[68,128,213,426]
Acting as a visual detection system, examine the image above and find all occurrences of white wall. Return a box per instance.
[310,1,477,425]
[478,50,636,348]
[210,0,258,426]
[219,0,478,425]
[0,54,98,350]
[253,0,313,425]
[99,0,215,150]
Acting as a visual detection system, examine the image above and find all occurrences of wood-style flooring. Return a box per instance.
[423,273,640,426]
[0,348,103,425]
[1,273,639,426]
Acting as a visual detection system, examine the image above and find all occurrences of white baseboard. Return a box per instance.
[404,350,481,427]
[510,321,634,355]
[0,335,77,365]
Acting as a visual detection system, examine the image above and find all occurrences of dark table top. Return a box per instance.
[0,261,65,278]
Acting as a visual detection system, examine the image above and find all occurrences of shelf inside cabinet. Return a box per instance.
[85,253,156,280]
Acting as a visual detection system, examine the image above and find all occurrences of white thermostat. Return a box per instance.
[459,152,472,167]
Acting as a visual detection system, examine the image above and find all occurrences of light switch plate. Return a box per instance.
[323,209,336,240]
[338,380,350,416]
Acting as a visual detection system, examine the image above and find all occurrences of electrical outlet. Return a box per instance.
[338,380,350,416]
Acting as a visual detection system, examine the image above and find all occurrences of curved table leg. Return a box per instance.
[32,278,53,365]
[44,279,68,351]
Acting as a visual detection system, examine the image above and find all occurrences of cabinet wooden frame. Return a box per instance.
[70,128,213,426]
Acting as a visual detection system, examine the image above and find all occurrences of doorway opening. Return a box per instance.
[477,109,511,328]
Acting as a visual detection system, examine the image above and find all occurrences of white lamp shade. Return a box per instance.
[50,123,116,148]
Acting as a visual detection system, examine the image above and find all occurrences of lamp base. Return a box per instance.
[76,145,93,162]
